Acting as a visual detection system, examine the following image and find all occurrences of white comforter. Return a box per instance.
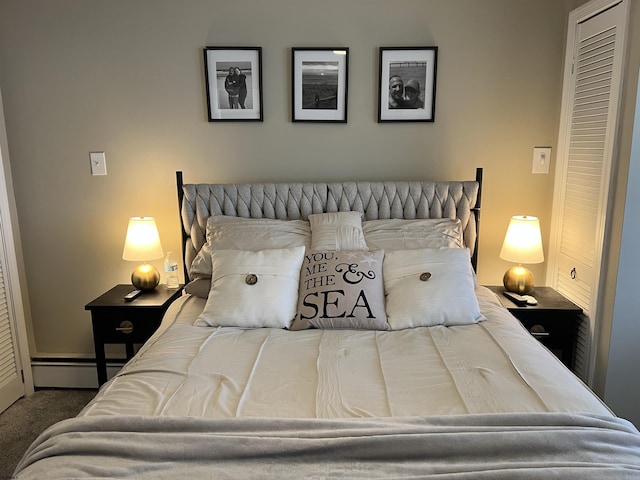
[16,287,640,479]
[79,287,611,419]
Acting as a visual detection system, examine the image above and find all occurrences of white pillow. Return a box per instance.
[194,246,306,328]
[362,218,464,251]
[190,216,311,279]
[383,247,483,329]
[308,212,367,251]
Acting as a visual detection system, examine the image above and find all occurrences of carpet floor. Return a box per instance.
[0,388,97,480]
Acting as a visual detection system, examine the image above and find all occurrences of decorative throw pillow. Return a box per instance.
[194,246,305,328]
[184,278,210,299]
[362,218,464,251]
[308,212,368,251]
[190,244,214,280]
[189,216,311,280]
[290,249,388,330]
[383,247,483,330]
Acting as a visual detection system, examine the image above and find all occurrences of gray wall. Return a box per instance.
[594,0,640,402]
[604,65,640,426]
[0,0,611,365]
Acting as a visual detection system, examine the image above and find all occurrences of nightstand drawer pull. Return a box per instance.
[115,320,134,334]
[530,324,550,338]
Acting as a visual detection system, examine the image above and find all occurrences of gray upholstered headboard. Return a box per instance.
[176,169,483,279]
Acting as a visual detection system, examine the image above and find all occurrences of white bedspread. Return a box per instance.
[15,287,640,479]
[79,287,611,419]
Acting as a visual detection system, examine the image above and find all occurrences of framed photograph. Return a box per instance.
[292,48,349,123]
[203,47,263,121]
[378,47,438,122]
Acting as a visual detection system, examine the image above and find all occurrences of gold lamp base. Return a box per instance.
[131,263,160,291]
[503,265,534,294]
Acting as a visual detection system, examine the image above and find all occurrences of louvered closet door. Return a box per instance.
[548,0,628,381]
[0,214,24,413]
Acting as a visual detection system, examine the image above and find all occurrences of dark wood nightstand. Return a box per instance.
[485,286,583,371]
[85,284,183,386]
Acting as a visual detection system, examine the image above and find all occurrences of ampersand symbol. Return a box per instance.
[335,263,375,284]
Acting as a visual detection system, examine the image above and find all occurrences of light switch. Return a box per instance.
[90,151,107,176]
[532,147,551,174]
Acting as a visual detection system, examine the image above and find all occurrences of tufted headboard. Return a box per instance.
[176,169,483,280]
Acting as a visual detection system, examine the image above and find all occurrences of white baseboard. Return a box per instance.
[31,361,125,389]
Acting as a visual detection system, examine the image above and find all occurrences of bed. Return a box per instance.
[13,169,640,479]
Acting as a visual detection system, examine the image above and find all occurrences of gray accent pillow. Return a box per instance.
[184,278,211,298]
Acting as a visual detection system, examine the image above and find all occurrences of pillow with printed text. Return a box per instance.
[290,249,389,330]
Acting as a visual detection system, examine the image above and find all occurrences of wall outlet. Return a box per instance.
[532,147,551,174]
[89,151,107,176]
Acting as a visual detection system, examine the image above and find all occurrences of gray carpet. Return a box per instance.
[0,388,97,480]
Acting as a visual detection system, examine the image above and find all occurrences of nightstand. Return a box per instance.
[85,284,183,386]
[485,286,583,372]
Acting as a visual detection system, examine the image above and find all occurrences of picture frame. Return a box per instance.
[203,47,263,122]
[378,47,438,122]
[292,48,349,123]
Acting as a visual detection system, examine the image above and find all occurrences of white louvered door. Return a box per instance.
[0,212,24,413]
[0,91,33,413]
[547,0,628,383]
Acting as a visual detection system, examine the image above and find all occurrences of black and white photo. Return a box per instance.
[292,48,348,122]
[378,47,437,122]
[204,47,263,121]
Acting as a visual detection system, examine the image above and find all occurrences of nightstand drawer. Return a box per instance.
[527,323,551,339]
[516,315,575,340]
[91,311,161,344]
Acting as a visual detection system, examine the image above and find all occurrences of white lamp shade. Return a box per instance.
[122,217,164,261]
[499,215,544,264]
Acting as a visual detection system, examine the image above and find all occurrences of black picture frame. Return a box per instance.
[378,47,437,122]
[291,48,349,123]
[203,46,263,122]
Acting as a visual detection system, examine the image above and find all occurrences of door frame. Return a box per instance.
[546,0,630,385]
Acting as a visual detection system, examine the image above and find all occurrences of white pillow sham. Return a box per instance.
[190,216,311,280]
[383,247,483,329]
[308,212,367,251]
[194,246,306,329]
[362,218,464,251]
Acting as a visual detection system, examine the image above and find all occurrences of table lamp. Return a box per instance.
[122,217,164,290]
[499,215,544,294]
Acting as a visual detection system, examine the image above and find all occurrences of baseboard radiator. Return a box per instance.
[30,359,125,388]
